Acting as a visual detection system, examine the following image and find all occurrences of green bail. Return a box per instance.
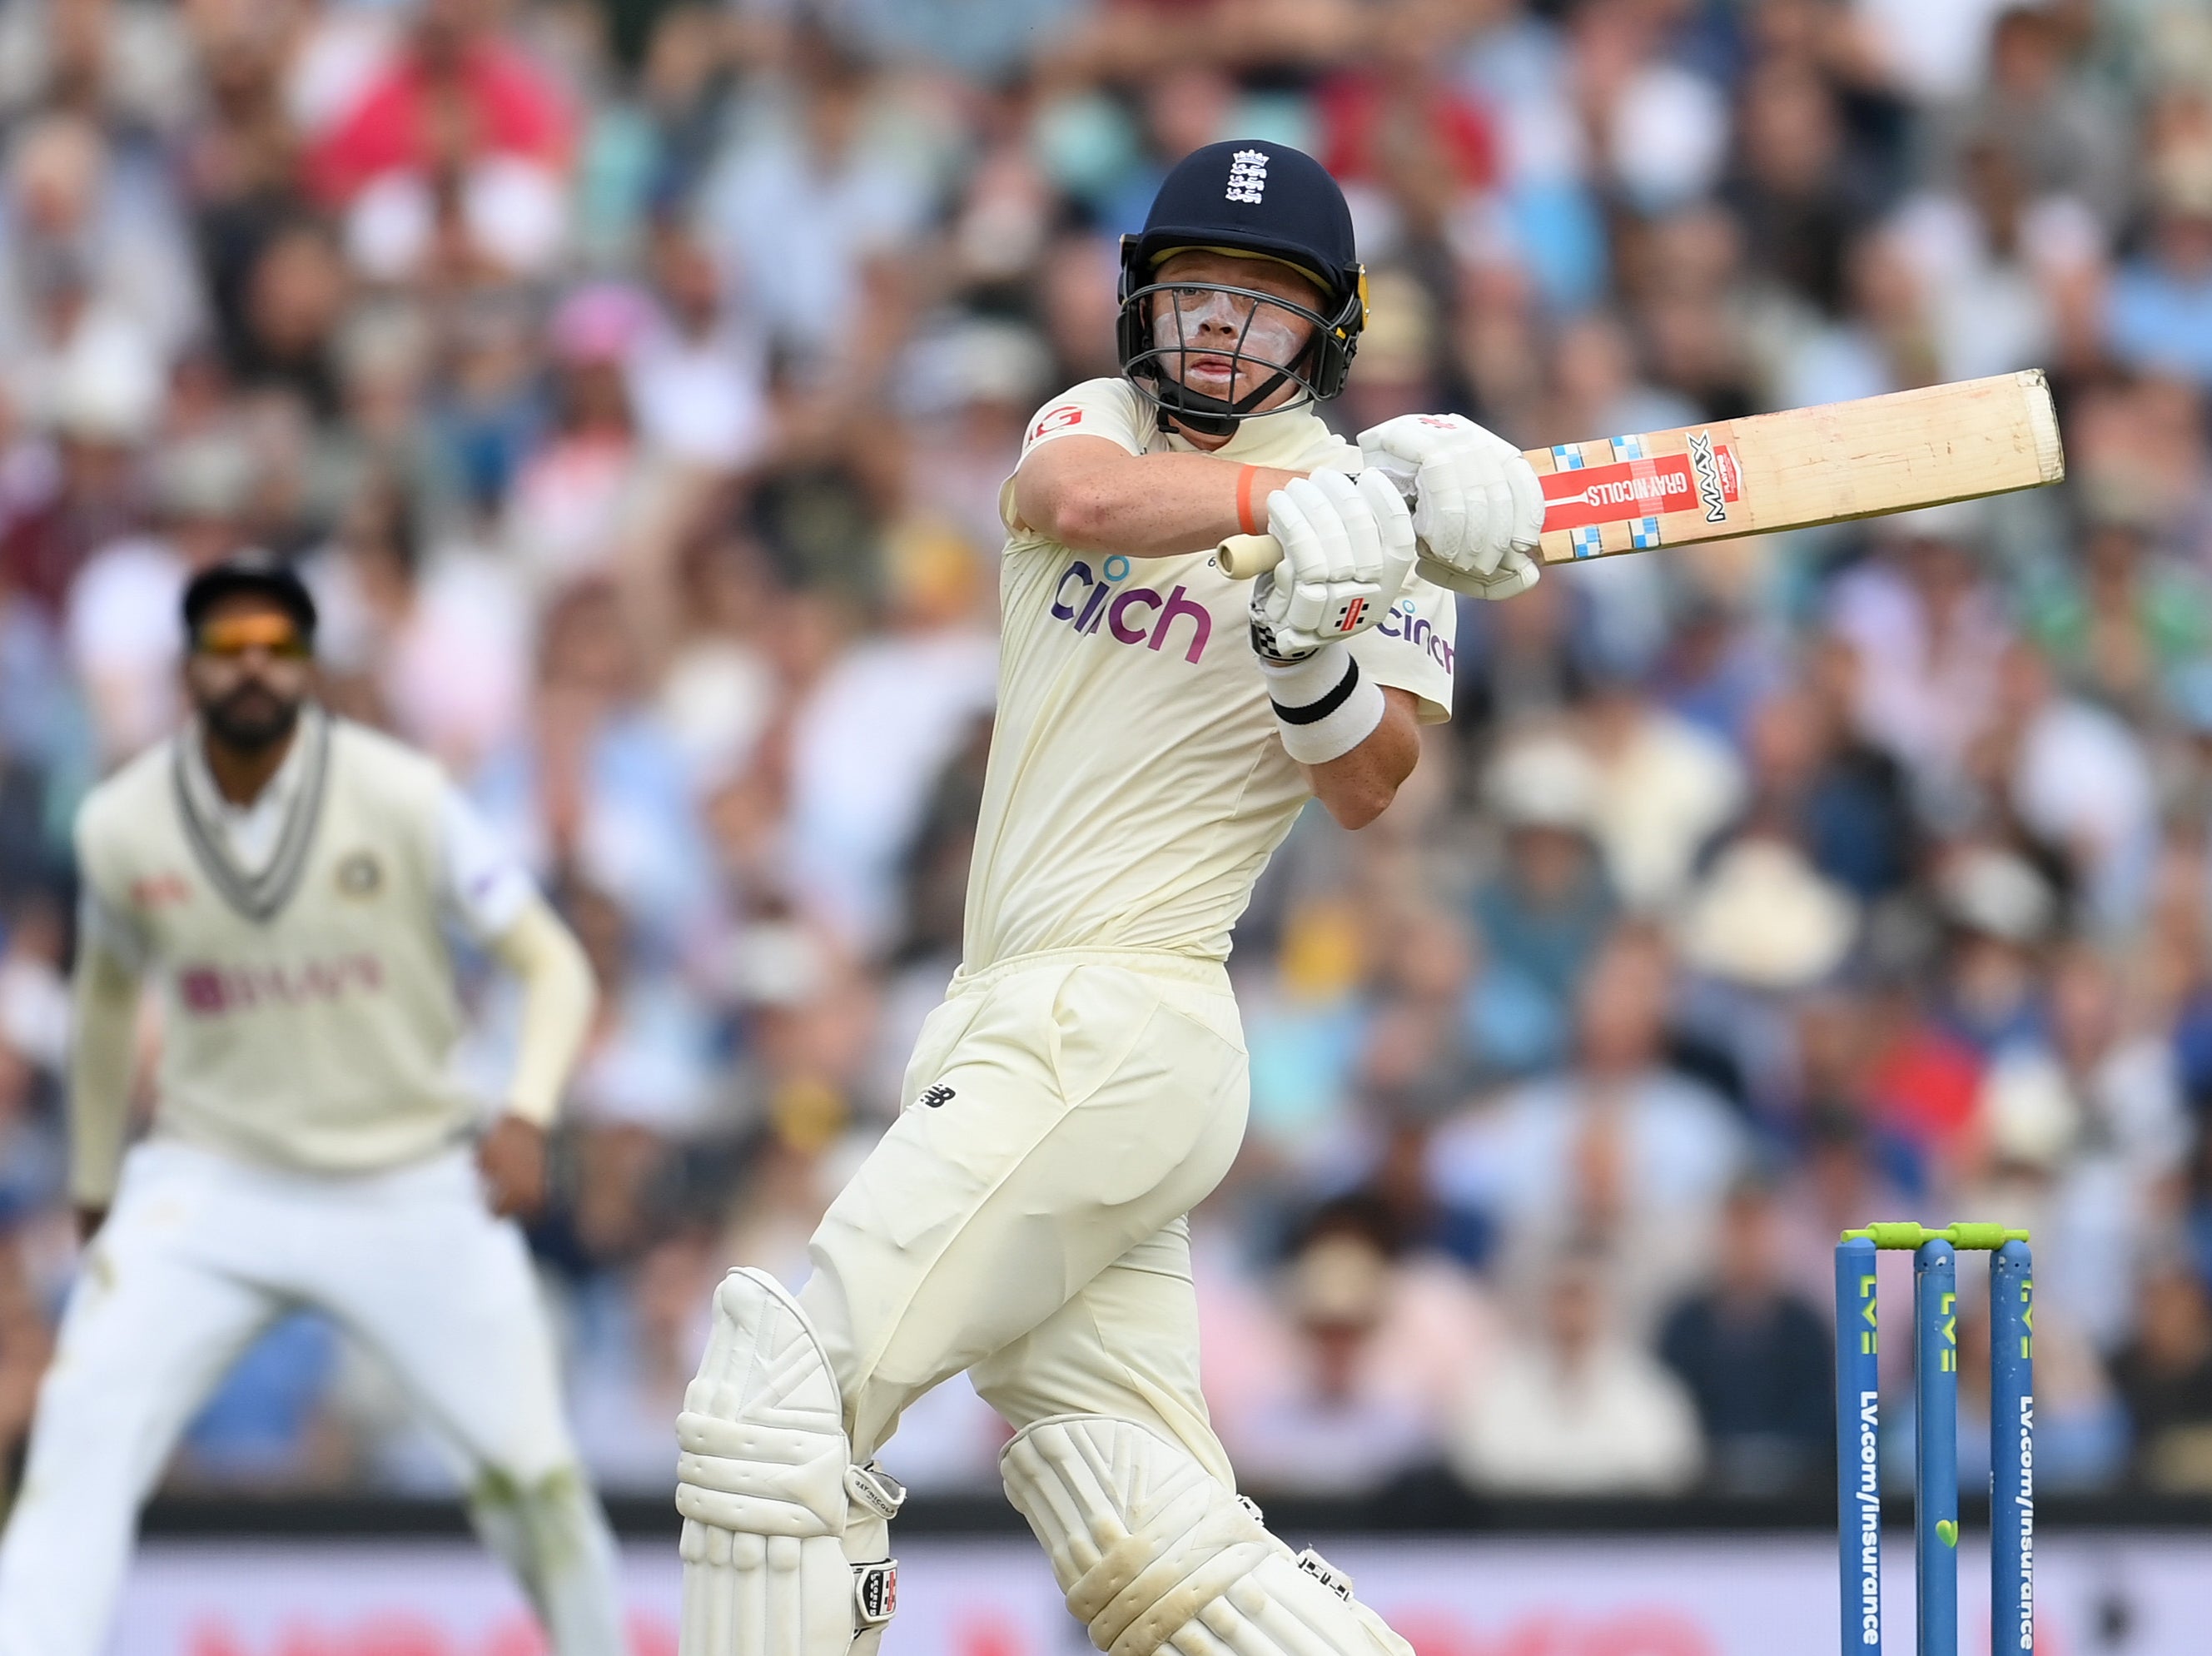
[1841,1221,2031,1250]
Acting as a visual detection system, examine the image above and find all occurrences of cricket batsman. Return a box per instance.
[676,142,1544,1656]
[0,557,629,1655]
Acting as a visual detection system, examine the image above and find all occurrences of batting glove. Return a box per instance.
[1250,470,1416,660]
[1454,547,1541,600]
[1359,413,1544,598]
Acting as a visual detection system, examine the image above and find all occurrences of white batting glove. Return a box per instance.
[1455,547,1541,600]
[1250,470,1416,660]
[1359,413,1544,593]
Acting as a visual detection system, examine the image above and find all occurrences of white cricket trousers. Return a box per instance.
[0,1139,625,1656]
[800,947,1250,1484]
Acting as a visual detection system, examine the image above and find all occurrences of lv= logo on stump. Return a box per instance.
[1836,1223,2035,1656]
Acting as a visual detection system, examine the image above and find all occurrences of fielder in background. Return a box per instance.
[676,142,1543,1656]
[0,557,628,1656]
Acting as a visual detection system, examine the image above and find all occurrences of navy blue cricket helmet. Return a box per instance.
[1116,141,1369,437]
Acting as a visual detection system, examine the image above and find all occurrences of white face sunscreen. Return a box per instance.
[1151,284,1308,385]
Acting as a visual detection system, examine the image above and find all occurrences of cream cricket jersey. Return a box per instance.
[967,378,1457,967]
[73,712,529,1177]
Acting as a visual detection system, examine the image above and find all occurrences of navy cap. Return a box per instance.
[1127,141,1361,312]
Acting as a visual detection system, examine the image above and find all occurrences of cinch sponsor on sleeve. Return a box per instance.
[1376,599,1455,674]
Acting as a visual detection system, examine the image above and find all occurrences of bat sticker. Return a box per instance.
[1538,445,1740,530]
[1688,430,1728,524]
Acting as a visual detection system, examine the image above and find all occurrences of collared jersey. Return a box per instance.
[964,378,1456,967]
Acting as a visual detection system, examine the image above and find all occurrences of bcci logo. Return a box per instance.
[336,850,383,898]
[1225,149,1269,205]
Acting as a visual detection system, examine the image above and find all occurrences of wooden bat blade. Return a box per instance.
[1532,369,2064,564]
[1214,370,2065,581]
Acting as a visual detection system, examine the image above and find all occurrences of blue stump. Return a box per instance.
[1837,1235,1882,1654]
[1990,1241,2034,1655]
[1916,1240,1959,1656]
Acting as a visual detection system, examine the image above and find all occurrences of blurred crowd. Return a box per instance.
[5,0,2212,1507]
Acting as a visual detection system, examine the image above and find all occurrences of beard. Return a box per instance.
[201,680,303,752]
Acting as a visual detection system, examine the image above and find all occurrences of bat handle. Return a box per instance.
[1214,534,1504,597]
[1215,533,1284,579]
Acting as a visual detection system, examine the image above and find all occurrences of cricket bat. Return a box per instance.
[1215,370,2065,586]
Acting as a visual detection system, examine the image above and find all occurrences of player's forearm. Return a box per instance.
[1020,450,1303,557]
[67,942,142,1211]
[487,898,598,1126]
[1303,689,1421,830]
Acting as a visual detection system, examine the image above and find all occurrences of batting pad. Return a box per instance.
[676,1268,857,1656]
[1000,1415,1414,1656]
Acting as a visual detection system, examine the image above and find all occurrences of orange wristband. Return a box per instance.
[1235,465,1264,536]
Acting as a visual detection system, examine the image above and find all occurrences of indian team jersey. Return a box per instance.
[964,377,1456,967]
[73,715,498,1176]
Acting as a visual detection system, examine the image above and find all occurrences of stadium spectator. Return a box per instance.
[1429,926,1747,1317]
[2112,1255,2212,1491]
[1447,1242,1703,1494]
[2105,117,2212,388]
[1467,734,1618,1025]
[1656,1181,1834,1493]
[1222,1229,1440,1495]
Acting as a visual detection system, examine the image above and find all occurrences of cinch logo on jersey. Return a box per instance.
[1375,599,1455,675]
[1051,557,1212,663]
[1225,149,1269,204]
[177,952,385,1015]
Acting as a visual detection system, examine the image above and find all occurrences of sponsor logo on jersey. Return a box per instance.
[176,953,385,1015]
[1537,444,1740,530]
[1225,149,1269,205]
[130,872,192,910]
[1375,599,1455,676]
[1030,405,1083,443]
[917,1083,956,1109]
[1051,558,1213,663]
